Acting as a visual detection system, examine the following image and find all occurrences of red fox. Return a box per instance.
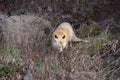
[52,22,88,52]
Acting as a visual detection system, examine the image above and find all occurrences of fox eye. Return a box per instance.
[62,35,65,39]
[54,35,58,38]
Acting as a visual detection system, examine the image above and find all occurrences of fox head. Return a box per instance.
[52,29,69,52]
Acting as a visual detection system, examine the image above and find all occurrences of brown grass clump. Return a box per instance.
[0,14,52,54]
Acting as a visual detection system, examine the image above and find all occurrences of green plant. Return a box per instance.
[4,47,21,63]
[78,23,102,38]
[0,65,12,76]
[105,74,110,80]
[105,33,114,41]
[35,58,44,70]
[89,24,102,36]
[78,27,90,38]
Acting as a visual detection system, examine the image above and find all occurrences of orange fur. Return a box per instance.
[52,22,88,52]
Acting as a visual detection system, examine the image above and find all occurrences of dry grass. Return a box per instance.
[0,14,120,80]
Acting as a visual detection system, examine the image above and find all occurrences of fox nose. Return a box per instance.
[59,41,62,44]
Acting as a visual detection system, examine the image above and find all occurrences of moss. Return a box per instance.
[105,33,114,41]
[95,39,104,48]
[89,24,102,36]
[78,23,102,38]
[78,27,90,38]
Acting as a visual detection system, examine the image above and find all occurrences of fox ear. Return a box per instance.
[54,35,58,38]
[62,35,65,39]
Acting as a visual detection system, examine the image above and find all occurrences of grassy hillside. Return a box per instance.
[0,0,120,80]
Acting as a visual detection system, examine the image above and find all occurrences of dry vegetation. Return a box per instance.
[0,0,120,80]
